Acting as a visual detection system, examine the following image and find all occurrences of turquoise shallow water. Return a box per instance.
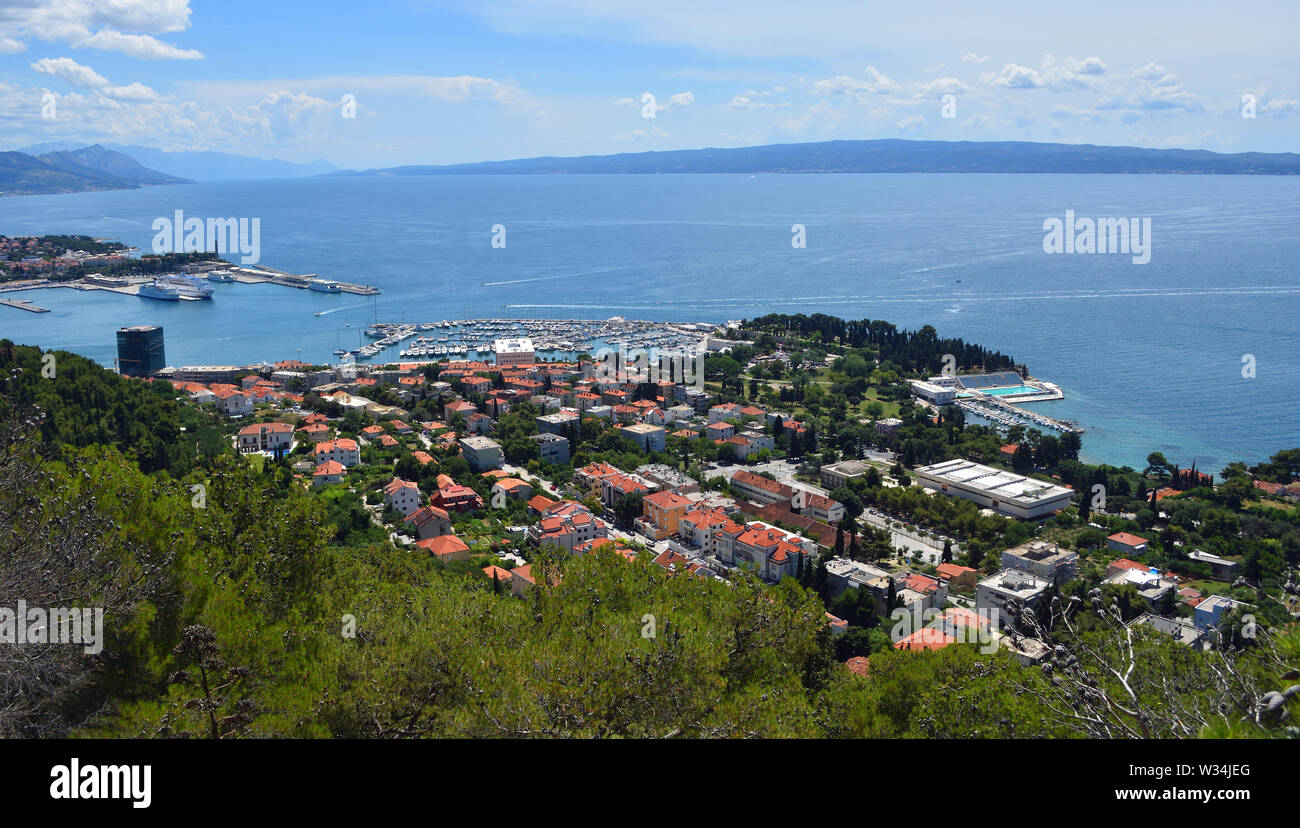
[0,173,1297,473]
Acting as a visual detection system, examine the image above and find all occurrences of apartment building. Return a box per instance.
[383,477,422,516]
[459,436,504,473]
[1000,540,1079,586]
[528,501,608,552]
[729,469,795,506]
[977,569,1052,631]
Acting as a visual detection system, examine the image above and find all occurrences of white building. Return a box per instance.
[1193,594,1249,632]
[459,435,504,472]
[977,569,1051,631]
[1001,540,1079,585]
[236,422,294,453]
[314,438,361,468]
[908,379,957,405]
[916,459,1075,520]
[313,460,346,488]
[799,491,845,524]
[532,433,570,464]
[494,338,536,367]
[1103,566,1177,609]
[621,423,666,453]
[214,389,253,417]
[383,477,422,516]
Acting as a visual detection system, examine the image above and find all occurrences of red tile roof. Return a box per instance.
[417,535,470,559]
[1108,532,1148,546]
[893,628,956,651]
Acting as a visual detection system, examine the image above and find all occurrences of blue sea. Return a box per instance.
[1,173,1297,474]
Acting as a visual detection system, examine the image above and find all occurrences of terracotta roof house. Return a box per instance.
[1107,532,1149,556]
[404,505,452,540]
[417,534,471,563]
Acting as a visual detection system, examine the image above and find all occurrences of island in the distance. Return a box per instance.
[330,137,1300,177]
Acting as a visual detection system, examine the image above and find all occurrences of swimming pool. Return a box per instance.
[958,385,1043,397]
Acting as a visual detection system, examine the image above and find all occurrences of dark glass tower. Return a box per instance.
[116,325,165,377]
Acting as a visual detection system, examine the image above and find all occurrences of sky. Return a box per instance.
[1,0,1297,168]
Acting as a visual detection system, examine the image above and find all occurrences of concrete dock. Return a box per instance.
[0,298,50,312]
[231,266,381,295]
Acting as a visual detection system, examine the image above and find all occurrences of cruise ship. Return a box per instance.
[138,282,181,301]
[157,274,214,300]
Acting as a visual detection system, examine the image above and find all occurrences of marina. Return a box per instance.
[344,317,714,362]
[957,395,1084,435]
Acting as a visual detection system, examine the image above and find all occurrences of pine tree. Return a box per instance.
[942,538,953,564]
[813,552,830,601]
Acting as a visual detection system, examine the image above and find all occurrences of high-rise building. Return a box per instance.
[116,325,165,377]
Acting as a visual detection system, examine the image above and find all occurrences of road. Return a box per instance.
[500,463,564,499]
[859,507,962,566]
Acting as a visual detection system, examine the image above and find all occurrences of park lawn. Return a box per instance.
[1256,498,1295,513]
[1182,579,1232,597]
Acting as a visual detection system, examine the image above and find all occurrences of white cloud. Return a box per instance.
[616,125,670,142]
[1065,56,1107,75]
[1050,104,1102,121]
[1260,97,1300,117]
[0,0,203,60]
[1039,55,1108,90]
[668,90,694,107]
[862,66,899,92]
[29,56,161,100]
[1098,62,1203,114]
[896,114,925,130]
[961,52,990,64]
[725,95,789,109]
[104,82,162,101]
[813,66,899,97]
[981,63,1045,89]
[30,57,109,89]
[913,77,970,95]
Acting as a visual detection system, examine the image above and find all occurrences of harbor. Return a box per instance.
[956,394,1084,435]
[226,265,381,295]
[346,317,714,361]
[0,262,381,310]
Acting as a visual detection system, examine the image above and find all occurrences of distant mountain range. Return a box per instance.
[330,138,1300,176]
[15,142,338,185]
[0,145,188,196]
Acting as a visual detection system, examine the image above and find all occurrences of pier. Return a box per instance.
[231,266,381,295]
[0,298,50,312]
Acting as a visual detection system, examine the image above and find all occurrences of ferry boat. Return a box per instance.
[209,271,237,283]
[138,282,181,301]
[157,274,214,300]
[309,279,341,293]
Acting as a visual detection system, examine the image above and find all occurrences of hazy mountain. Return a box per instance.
[37,145,187,185]
[332,138,1300,176]
[0,145,186,196]
[17,142,338,181]
[0,151,115,195]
